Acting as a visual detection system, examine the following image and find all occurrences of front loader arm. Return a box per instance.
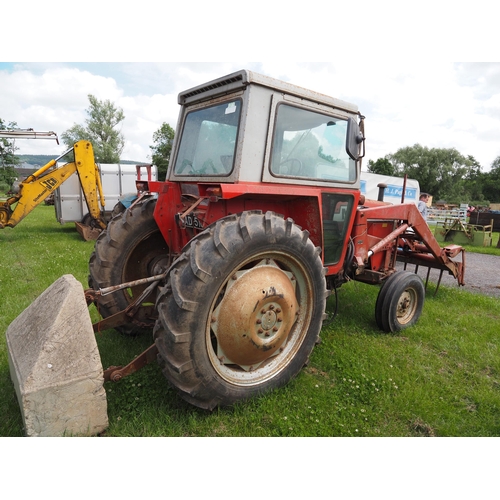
[0,140,106,229]
[352,202,465,286]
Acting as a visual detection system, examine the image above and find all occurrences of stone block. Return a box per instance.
[6,274,108,437]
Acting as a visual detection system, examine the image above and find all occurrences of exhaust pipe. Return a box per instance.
[377,183,387,202]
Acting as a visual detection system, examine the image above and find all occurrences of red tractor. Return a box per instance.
[87,70,465,410]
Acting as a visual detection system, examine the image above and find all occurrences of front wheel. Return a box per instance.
[375,271,425,332]
[154,211,328,409]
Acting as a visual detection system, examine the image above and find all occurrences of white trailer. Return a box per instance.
[360,171,420,205]
[54,163,157,224]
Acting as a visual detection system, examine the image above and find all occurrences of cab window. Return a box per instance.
[270,104,356,182]
[174,100,241,176]
[322,193,355,264]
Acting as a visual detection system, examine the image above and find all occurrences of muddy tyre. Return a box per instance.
[375,271,425,333]
[154,211,328,409]
[89,197,169,335]
[111,201,126,218]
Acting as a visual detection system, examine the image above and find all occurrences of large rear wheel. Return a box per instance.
[154,211,328,409]
[89,197,169,335]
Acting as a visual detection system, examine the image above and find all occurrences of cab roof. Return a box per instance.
[178,69,358,114]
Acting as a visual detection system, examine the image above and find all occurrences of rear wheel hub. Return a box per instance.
[211,259,298,370]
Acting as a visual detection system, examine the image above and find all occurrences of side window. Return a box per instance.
[322,193,355,264]
[174,100,241,176]
[270,104,356,182]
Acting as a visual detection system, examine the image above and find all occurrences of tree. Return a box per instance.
[61,95,125,163]
[386,144,480,203]
[149,122,175,180]
[367,157,395,176]
[0,119,20,190]
[482,156,500,204]
[461,155,485,203]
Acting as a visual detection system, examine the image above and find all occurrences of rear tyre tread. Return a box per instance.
[88,197,166,335]
[154,211,327,409]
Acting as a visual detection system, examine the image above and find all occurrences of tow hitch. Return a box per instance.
[85,272,167,382]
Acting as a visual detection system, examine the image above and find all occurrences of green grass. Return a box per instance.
[1,205,499,437]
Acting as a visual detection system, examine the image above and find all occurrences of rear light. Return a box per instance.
[205,186,222,202]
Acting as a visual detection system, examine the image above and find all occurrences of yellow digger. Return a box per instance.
[0,138,107,239]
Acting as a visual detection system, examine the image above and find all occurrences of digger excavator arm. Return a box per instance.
[0,140,106,230]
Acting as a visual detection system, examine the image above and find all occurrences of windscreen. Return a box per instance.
[173,100,241,176]
[270,104,356,182]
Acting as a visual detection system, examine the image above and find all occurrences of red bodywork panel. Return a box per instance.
[148,181,360,277]
[146,180,464,287]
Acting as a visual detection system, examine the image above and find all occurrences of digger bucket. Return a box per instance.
[75,221,102,241]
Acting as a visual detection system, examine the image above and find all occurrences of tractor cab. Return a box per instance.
[168,69,364,187]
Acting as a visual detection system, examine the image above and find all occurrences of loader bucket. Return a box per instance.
[75,221,102,241]
[5,274,108,436]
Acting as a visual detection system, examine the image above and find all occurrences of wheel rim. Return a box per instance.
[396,287,419,325]
[207,253,313,386]
[121,230,169,308]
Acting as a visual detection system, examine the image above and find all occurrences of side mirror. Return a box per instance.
[346,117,365,161]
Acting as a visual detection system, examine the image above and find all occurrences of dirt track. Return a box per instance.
[397,252,500,299]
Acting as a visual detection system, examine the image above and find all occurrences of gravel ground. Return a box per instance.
[397,252,500,299]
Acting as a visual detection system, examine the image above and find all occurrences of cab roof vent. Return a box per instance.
[178,72,247,104]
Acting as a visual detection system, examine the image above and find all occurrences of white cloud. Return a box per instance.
[1,62,500,170]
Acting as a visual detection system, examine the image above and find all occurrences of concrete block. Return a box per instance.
[6,274,108,437]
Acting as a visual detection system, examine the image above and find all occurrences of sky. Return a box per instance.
[1,61,500,172]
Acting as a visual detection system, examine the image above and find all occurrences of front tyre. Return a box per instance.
[154,211,328,409]
[375,271,425,332]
